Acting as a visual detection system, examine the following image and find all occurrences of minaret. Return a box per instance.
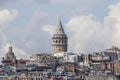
[2,46,16,65]
[5,46,16,62]
[8,46,13,53]
[52,18,68,54]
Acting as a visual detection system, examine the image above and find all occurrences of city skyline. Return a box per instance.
[0,0,120,60]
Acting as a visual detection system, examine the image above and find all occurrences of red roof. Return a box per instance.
[18,59,29,63]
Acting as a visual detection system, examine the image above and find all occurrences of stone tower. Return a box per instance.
[52,18,68,53]
[4,46,16,62]
[1,46,17,65]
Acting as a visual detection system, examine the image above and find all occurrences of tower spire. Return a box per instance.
[55,17,65,34]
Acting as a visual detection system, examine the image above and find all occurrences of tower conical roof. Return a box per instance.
[55,18,65,34]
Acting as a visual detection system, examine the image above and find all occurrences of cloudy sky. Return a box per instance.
[0,0,120,59]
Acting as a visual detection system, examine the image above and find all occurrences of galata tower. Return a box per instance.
[52,18,68,54]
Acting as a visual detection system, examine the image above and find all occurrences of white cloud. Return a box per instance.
[65,1,120,53]
[104,1,120,46]
[0,9,18,28]
[42,25,56,36]
[66,15,102,53]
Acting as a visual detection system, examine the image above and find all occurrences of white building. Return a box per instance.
[63,53,78,63]
[53,52,68,57]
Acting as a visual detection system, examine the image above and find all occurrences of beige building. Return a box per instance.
[100,62,113,71]
[83,55,89,67]
[61,62,75,72]
[104,46,120,60]
[52,18,68,54]
[112,60,120,75]
[29,53,54,65]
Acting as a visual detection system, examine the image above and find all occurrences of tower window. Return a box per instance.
[62,41,63,44]
[53,41,55,43]
[59,40,61,43]
[56,40,58,43]
[59,49,61,51]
